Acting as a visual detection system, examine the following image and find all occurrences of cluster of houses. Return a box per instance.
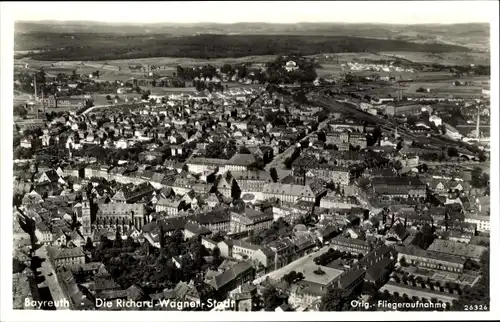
[12,74,490,311]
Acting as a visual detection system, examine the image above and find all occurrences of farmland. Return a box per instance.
[14,55,278,82]
[404,82,485,98]
[379,51,490,66]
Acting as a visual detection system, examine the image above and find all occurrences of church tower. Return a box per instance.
[81,193,92,238]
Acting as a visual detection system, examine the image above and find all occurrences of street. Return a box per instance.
[34,247,70,310]
[265,118,330,174]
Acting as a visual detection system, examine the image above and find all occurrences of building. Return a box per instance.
[464,214,490,232]
[230,208,273,234]
[267,238,296,270]
[231,240,262,258]
[224,154,257,172]
[329,236,372,255]
[155,198,181,217]
[320,193,358,209]
[292,156,351,185]
[334,269,366,296]
[195,211,231,232]
[384,103,426,117]
[186,157,227,174]
[15,119,46,131]
[79,194,92,238]
[43,96,86,109]
[35,222,53,244]
[94,203,147,233]
[262,183,316,203]
[427,239,487,262]
[285,61,299,72]
[207,261,255,300]
[324,131,366,150]
[46,246,86,268]
[371,176,426,199]
[183,220,212,239]
[395,245,466,273]
[231,170,273,193]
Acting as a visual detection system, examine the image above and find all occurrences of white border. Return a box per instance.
[1,1,499,321]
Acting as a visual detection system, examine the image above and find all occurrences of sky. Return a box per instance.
[5,1,497,25]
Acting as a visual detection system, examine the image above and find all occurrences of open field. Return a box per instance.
[15,56,278,84]
[379,51,490,66]
[405,82,484,95]
[310,52,396,63]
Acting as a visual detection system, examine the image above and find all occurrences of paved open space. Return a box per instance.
[253,245,341,285]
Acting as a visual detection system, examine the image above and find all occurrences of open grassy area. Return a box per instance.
[405,82,483,95]
[379,51,490,66]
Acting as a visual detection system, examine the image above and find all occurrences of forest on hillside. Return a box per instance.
[15,33,471,61]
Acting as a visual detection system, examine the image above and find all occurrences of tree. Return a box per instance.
[478,151,488,162]
[106,95,112,101]
[270,167,278,182]
[239,146,251,154]
[212,246,221,258]
[317,131,327,142]
[394,160,403,174]
[159,224,166,248]
[319,287,344,311]
[447,147,459,157]
[262,285,282,311]
[113,230,122,248]
[471,167,489,188]
[14,105,27,117]
[211,232,224,243]
[141,90,151,100]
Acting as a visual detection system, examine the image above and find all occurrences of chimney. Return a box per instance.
[476,109,480,139]
[33,75,37,101]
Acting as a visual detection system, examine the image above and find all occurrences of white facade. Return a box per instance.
[464,215,490,232]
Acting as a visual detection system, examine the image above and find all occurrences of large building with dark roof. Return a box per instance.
[395,245,466,273]
[207,260,255,300]
[95,203,147,233]
[371,176,426,199]
[427,239,487,262]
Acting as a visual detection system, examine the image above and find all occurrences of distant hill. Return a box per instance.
[14,32,473,61]
[14,21,490,51]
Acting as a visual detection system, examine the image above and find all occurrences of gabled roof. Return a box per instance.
[111,190,127,202]
[184,221,212,236]
[337,269,365,289]
[47,246,85,260]
[126,285,147,301]
[208,261,253,290]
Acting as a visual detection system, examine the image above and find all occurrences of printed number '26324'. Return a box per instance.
[464,305,488,311]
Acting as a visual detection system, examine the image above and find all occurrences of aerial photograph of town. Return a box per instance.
[3,1,497,319]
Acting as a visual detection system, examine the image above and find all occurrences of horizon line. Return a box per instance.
[15,19,490,26]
